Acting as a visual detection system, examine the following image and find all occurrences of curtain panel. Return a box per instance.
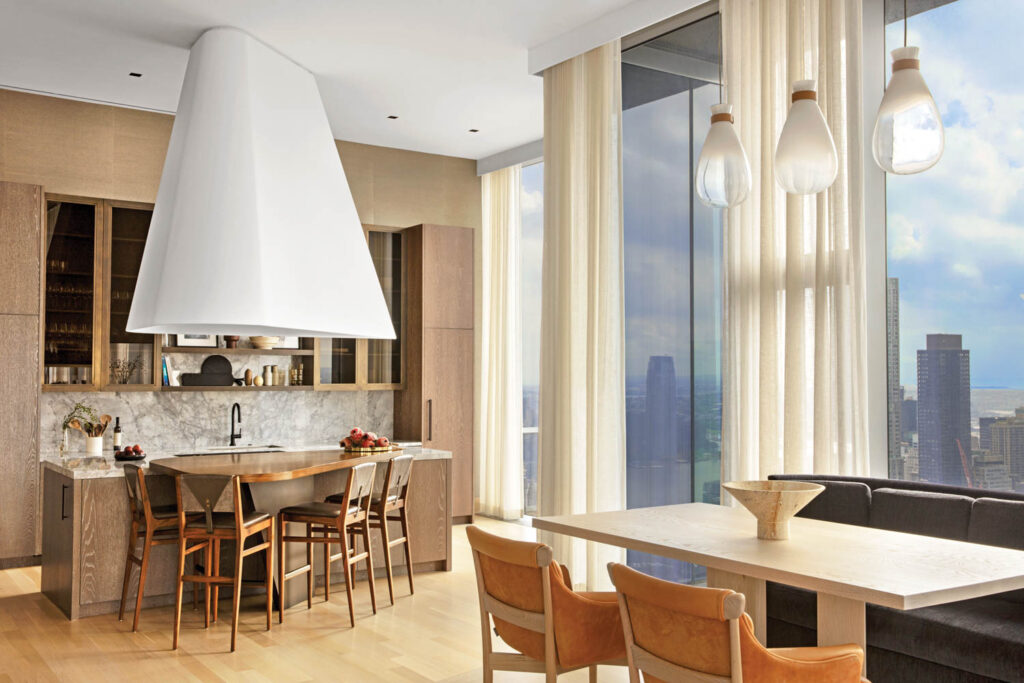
[475,165,524,520]
[539,40,626,589]
[722,0,870,483]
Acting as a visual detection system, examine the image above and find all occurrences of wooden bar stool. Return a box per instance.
[277,462,376,627]
[172,474,274,652]
[118,464,203,631]
[328,454,415,604]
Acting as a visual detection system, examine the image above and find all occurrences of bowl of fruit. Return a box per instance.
[341,428,396,453]
[115,444,146,461]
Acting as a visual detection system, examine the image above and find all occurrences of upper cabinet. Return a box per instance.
[41,197,406,393]
[43,197,101,388]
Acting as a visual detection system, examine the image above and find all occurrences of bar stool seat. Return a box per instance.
[184,511,270,530]
[149,504,179,519]
[325,493,398,507]
[281,501,359,517]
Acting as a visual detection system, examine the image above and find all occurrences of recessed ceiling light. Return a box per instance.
[387,115,398,120]
[469,128,479,133]
[129,72,143,78]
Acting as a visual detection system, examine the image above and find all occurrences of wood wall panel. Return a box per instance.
[421,225,474,329]
[0,90,481,229]
[0,314,40,559]
[0,182,42,315]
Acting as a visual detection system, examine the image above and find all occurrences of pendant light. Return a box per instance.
[127,28,395,339]
[695,20,751,209]
[872,0,944,174]
[774,79,838,195]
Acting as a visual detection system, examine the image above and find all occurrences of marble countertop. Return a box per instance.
[41,443,451,480]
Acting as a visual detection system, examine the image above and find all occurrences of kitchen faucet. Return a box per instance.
[230,402,242,446]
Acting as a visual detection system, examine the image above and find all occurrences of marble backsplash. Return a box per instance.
[40,390,393,454]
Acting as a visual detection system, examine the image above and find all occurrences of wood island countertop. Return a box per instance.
[147,448,432,482]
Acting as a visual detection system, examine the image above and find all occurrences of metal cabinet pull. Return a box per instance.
[61,484,69,520]
[427,399,433,441]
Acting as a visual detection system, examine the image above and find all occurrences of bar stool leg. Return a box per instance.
[277,516,286,624]
[132,529,153,632]
[231,539,244,652]
[212,539,221,623]
[265,518,274,632]
[306,522,313,608]
[323,526,331,602]
[204,540,212,628]
[363,517,377,615]
[338,520,356,627]
[118,519,139,622]
[400,508,414,595]
[379,512,395,605]
[173,537,187,650]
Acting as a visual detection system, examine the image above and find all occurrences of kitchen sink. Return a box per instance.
[174,444,284,457]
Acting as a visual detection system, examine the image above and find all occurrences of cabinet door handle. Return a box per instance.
[61,484,69,520]
[427,399,433,441]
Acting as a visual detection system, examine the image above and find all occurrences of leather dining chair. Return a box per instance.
[608,562,867,683]
[466,525,626,682]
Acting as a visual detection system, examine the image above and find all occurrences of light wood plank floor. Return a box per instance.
[0,518,627,682]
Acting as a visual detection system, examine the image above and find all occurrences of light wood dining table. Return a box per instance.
[534,502,1024,674]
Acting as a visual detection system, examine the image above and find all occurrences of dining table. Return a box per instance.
[533,502,1024,674]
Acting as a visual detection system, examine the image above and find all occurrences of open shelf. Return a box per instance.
[162,346,314,356]
[161,385,312,392]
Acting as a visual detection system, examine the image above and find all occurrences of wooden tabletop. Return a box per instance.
[533,502,1024,610]
[148,449,395,483]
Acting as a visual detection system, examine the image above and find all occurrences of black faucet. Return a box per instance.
[230,402,242,446]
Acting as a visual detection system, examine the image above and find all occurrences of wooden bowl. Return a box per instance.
[249,336,280,350]
[722,480,825,540]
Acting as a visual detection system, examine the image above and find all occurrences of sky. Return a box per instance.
[887,0,1024,389]
[520,162,543,388]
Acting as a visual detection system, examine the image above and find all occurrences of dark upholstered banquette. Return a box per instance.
[767,474,1024,683]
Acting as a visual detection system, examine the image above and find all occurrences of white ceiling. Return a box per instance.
[0,0,648,160]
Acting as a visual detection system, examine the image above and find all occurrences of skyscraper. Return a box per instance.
[886,278,902,476]
[989,408,1024,489]
[917,334,971,486]
[979,416,997,453]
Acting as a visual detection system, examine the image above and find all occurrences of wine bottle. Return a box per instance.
[112,417,122,452]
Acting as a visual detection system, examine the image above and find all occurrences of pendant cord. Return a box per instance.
[718,13,723,103]
[904,0,908,47]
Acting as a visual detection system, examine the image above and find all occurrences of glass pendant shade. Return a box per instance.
[872,46,944,174]
[696,104,752,208]
[774,80,838,195]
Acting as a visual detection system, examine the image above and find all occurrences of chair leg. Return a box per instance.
[400,508,414,595]
[265,519,274,632]
[173,538,186,650]
[323,526,331,602]
[212,539,221,623]
[132,529,153,632]
[278,516,286,624]
[339,521,355,627]
[363,519,376,615]
[118,520,139,622]
[379,514,395,605]
[306,522,313,609]
[231,539,244,652]
[589,664,598,683]
[204,540,212,628]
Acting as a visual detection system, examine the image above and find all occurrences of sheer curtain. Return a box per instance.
[721,0,870,482]
[475,165,524,519]
[539,40,626,589]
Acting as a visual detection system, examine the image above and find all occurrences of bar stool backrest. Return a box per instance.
[382,455,414,505]
[123,464,148,519]
[175,474,238,533]
[349,462,376,513]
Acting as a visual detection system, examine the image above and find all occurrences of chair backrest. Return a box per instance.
[466,525,556,665]
[123,464,147,519]
[608,562,744,683]
[347,462,376,513]
[175,474,239,533]
[381,454,414,504]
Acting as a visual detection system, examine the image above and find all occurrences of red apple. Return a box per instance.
[362,437,375,448]
[365,432,378,442]
[132,445,142,454]
[349,427,364,439]
[376,436,390,448]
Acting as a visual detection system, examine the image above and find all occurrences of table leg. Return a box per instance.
[706,568,766,643]
[817,593,867,675]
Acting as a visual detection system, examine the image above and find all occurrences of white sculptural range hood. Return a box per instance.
[127,27,396,339]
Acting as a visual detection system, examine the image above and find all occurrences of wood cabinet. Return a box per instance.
[0,181,42,565]
[395,225,475,521]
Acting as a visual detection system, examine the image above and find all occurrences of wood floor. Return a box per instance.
[0,518,627,682]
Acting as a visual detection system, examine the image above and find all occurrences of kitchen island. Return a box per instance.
[40,445,452,620]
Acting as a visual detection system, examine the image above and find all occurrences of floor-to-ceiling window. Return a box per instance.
[621,10,723,581]
[884,0,1024,492]
[521,161,543,514]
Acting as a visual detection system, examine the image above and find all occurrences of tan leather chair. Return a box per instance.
[466,525,626,682]
[608,562,866,683]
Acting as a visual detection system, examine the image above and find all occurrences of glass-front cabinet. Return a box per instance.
[105,202,159,388]
[316,227,404,390]
[43,198,101,387]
